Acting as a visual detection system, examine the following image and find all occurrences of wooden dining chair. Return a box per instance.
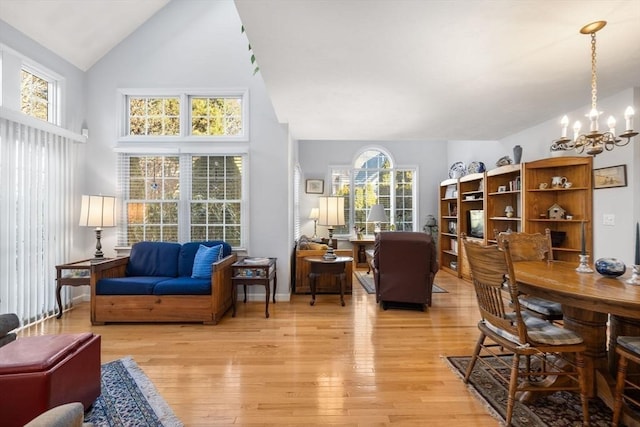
[612,336,640,426]
[461,235,589,427]
[496,229,563,322]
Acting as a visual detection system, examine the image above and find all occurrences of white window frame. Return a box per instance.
[117,88,250,143]
[329,146,418,236]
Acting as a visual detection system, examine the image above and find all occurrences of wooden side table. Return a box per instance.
[349,238,375,269]
[231,257,277,318]
[55,259,93,318]
[305,256,353,306]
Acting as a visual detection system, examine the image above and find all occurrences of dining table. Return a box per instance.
[512,260,640,425]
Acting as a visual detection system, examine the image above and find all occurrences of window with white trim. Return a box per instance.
[20,65,59,124]
[330,148,416,235]
[117,153,246,248]
[120,89,248,140]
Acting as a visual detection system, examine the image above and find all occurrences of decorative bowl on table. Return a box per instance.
[595,258,626,277]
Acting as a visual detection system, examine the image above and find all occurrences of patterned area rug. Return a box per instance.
[86,357,183,426]
[446,355,614,426]
[354,270,447,294]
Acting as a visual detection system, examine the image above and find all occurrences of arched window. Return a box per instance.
[330,147,416,235]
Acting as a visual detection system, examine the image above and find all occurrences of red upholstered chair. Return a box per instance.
[371,231,439,309]
[0,314,101,427]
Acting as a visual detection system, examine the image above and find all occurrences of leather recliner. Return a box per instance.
[371,232,439,309]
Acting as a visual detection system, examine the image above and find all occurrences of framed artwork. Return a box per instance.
[305,179,324,194]
[594,165,627,189]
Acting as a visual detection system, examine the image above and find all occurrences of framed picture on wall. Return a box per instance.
[594,164,627,189]
[305,179,324,194]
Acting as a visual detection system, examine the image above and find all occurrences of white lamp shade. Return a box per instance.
[317,196,345,227]
[367,204,387,223]
[79,195,116,228]
[308,207,320,220]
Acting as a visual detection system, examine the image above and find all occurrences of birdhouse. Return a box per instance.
[548,203,566,220]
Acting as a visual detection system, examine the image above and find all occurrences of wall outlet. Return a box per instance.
[603,214,615,226]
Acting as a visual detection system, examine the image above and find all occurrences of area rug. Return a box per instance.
[446,354,614,426]
[355,270,447,294]
[85,356,183,426]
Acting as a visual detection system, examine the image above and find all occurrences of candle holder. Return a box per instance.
[576,254,594,273]
[627,265,640,285]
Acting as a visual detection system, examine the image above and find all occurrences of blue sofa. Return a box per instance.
[90,241,237,325]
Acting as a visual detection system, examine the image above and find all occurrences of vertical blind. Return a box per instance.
[0,114,79,326]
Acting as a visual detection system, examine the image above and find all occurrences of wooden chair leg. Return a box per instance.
[505,354,521,427]
[612,354,629,427]
[464,332,485,383]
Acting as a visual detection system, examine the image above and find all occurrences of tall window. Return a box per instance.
[330,148,416,235]
[20,66,59,124]
[118,154,245,248]
[118,89,249,248]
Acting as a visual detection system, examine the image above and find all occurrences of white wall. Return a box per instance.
[297,139,448,238]
[84,0,292,299]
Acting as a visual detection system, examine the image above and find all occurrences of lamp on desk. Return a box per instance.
[367,204,387,234]
[79,195,116,260]
[318,196,345,260]
[309,207,320,239]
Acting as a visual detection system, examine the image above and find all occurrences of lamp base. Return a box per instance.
[626,265,640,285]
[323,227,337,260]
[93,228,104,259]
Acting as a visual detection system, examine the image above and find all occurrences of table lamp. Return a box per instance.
[79,195,116,259]
[318,196,345,260]
[309,207,320,239]
[367,204,387,234]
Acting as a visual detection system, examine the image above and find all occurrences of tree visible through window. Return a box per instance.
[21,68,53,122]
[330,148,416,235]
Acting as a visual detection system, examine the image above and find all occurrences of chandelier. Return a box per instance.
[551,21,637,156]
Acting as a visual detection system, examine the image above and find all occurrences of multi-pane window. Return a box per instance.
[330,148,416,234]
[21,68,56,123]
[190,155,243,245]
[118,154,245,248]
[128,97,180,136]
[191,97,243,136]
[121,90,247,139]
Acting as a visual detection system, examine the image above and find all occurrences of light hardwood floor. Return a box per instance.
[21,272,498,426]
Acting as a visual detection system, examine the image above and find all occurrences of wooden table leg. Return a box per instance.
[231,284,238,317]
[272,272,277,303]
[339,272,345,306]
[265,282,270,318]
[309,272,317,306]
[55,280,63,319]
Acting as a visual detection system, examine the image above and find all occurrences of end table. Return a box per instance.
[231,257,277,318]
[55,259,93,318]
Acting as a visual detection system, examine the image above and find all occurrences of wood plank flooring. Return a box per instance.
[20,272,498,426]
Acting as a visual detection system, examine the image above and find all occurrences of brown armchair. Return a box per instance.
[371,232,439,309]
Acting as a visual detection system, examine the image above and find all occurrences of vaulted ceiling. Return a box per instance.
[1,0,639,141]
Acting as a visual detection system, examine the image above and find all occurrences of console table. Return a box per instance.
[305,256,353,306]
[231,257,277,318]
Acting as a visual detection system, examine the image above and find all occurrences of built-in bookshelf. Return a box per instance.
[438,178,459,277]
[486,164,522,243]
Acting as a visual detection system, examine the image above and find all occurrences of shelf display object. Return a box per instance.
[485,164,522,243]
[522,157,593,263]
[438,179,459,277]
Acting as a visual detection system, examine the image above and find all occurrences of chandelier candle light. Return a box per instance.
[551,21,637,156]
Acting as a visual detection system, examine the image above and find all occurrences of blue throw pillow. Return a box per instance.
[191,244,223,279]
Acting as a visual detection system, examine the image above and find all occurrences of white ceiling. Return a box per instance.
[1,0,639,142]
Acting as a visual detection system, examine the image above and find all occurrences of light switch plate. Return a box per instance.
[603,214,615,226]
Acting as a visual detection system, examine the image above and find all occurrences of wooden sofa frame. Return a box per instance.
[90,253,237,325]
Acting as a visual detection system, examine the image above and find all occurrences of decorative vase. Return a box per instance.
[595,258,626,277]
[513,145,522,164]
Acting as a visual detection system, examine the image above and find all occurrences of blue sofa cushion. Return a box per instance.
[191,244,223,279]
[178,241,232,277]
[126,242,181,277]
[153,277,211,295]
[96,276,171,295]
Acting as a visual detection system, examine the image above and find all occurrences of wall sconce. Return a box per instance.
[79,195,116,259]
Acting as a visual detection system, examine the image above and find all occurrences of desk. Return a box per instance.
[231,258,277,318]
[55,259,93,318]
[513,260,640,424]
[306,256,353,306]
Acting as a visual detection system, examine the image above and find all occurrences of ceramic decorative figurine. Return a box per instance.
[595,258,626,277]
